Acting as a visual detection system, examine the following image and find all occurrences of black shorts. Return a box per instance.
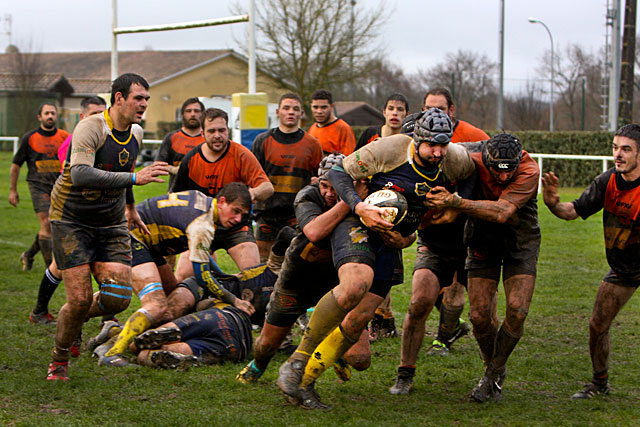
[29,181,53,214]
[255,216,297,242]
[51,220,131,270]
[466,245,539,281]
[131,237,167,268]
[603,269,640,288]
[174,306,252,363]
[212,220,256,251]
[413,244,467,288]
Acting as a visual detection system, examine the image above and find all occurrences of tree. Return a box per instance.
[234,0,385,103]
[504,82,547,131]
[6,42,45,136]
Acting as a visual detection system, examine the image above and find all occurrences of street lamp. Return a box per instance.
[528,17,554,132]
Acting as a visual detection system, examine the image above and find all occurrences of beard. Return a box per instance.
[183,117,201,130]
[41,120,55,130]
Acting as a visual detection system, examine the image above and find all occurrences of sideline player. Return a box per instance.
[276,108,475,409]
[45,73,170,381]
[542,124,640,399]
[10,103,69,271]
[236,154,371,384]
[309,89,356,155]
[98,185,255,367]
[155,97,205,192]
[252,93,323,260]
[422,87,489,355]
[425,133,540,402]
[29,96,107,325]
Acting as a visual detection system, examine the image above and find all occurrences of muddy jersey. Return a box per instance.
[173,141,269,197]
[13,127,69,185]
[49,110,140,227]
[309,118,356,155]
[156,129,204,191]
[131,190,217,263]
[573,169,640,278]
[338,134,475,237]
[252,128,323,220]
[356,126,382,150]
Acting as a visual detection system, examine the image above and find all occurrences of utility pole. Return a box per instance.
[618,0,636,125]
[496,0,504,131]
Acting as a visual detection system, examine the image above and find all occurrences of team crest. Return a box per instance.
[349,226,368,244]
[415,182,432,196]
[118,148,129,166]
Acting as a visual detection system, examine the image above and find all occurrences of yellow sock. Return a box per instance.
[299,326,356,388]
[105,309,152,357]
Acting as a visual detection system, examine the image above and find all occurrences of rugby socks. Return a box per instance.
[105,309,152,357]
[437,304,464,343]
[300,325,356,388]
[24,234,40,259]
[33,267,62,314]
[38,235,53,267]
[474,324,498,366]
[292,291,348,364]
[592,369,609,387]
[490,325,520,374]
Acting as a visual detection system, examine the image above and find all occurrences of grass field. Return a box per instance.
[1,151,639,426]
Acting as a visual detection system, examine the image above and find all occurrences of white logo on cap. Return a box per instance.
[497,162,510,169]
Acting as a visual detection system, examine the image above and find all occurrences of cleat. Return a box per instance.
[134,327,182,350]
[445,319,472,348]
[46,361,69,381]
[571,382,610,400]
[29,311,56,325]
[99,353,134,367]
[93,336,116,360]
[370,316,398,342]
[151,350,198,370]
[299,382,330,410]
[278,330,297,355]
[332,357,352,383]
[389,373,414,395]
[20,252,34,271]
[236,360,264,384]
[426,339,450,356]
[471,368,505,403]
[100,315,119,327]
[70,334,82,358]
[277,359,305,404]
[85,321,121,353]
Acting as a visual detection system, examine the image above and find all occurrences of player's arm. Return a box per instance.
[542,171,579,220]
[156,133,178,175]
[249,181,274,203]
[425,186,518,224]
[9,163,20,207]
[378,230,416,249]
[192,260,255,316]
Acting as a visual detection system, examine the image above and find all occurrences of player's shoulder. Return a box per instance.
[294,183,322,205]
[132,124,144,143]
[442,142,475,181]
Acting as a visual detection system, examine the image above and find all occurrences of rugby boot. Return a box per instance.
[85,320,122,353]
[332,357,352,383]
[236,360,265,384]
[571,382,610,400]
[471,367,505,403]
[20,251,34,271]
[70,333,82,358]
[445,319,472,348]
[134,327,182,350]
[426,339,450,356]
[99,353,134,367]
[277,359,305,404]
[93,336,117,359]
[46,360,68,381]
[389,369,415,395]
[298,382,330,410]
[29,311,56,325]
[151,350,198,370]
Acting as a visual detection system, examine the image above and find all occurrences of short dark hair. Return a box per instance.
[181,97,205,115]
[38,102,56,115]
[423,87,454,109]
[80,96,106,112]
[201,108,229,128]
[311,89,333,104]
[384,93,409,112]
[278,92,303,108]
[216,182,251,211]
[110,73,149,104]
[615,124,640,150]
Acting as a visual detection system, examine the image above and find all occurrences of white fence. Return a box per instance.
[529,154,611,193]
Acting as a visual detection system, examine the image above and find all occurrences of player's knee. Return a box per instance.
[589,316,610,336]
[506,303,529,326]
[408,294,431,318]
[345,352,371,371]
[97,279,132,314]
[468,308,491,331]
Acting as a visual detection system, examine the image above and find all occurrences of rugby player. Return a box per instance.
[308,89,356,155]
[425,133,540,402]
[276,108,475,409]
[10,103,69,272]
[45,73,170,381]
[98,184,255,367]
[542,124,640,399]
[252,93,323,261]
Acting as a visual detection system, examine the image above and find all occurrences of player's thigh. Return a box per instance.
[174,251,194,283]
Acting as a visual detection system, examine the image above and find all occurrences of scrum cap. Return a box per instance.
[482,133,522,171]
[413,108,452,145]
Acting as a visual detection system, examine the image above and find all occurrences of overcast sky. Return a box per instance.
[0,0,629,94]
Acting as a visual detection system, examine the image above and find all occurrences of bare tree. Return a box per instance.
[7,43,45,136]
[505,82,547,130]
[233,0,385,103]
[416,50,497,129]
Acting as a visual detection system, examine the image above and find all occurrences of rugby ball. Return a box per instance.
[362,189,408,225]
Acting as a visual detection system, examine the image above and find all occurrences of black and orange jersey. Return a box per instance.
[308,118,356,155]
[156,129,204,191]
[13,127,69,185]
[451,120,489,143]
[173,141,269,197]
[356,125,382,150]
[573,169,640,277]
[251,128,323,219]
[49,110,141,227]
[131,190,217,263]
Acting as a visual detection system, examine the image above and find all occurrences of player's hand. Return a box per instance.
[355,202,394,232]
[354,179,369,200]
[9,190,19,207]
[234,298,255,316]
[126,204,150,234]
[430,208,459,225]
[378,229,409,248]
[542,171,560,208]
[135,161,170,185]
[424,186,454,208]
